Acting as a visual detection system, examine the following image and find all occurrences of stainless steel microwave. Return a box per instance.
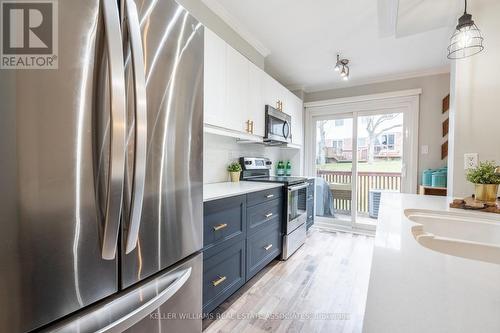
[264,105,292,145]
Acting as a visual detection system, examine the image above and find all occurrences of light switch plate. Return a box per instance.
[421,145,429,155]
[464,153,479,169]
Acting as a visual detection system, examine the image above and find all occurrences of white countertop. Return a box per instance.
[203,181,283,202]
[363,193,500,333]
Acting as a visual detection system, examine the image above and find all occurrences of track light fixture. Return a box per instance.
[334,54,350,81]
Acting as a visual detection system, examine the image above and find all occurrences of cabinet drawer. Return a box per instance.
[203,239,245,314]
[203,195,246,249]
[246,223,281,281]
[247,187,282,207]
[247,198,282,235]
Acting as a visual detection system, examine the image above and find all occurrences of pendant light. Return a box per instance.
[447,0,484,59]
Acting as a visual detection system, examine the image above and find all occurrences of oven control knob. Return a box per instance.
[245,160,252,165]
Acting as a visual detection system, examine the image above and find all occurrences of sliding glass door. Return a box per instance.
[313,111,406,232]
[315,116,354,227]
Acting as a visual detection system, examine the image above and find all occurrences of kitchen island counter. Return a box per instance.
[363,193,500,333]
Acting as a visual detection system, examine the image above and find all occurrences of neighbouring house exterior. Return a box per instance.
[318,115,403,163]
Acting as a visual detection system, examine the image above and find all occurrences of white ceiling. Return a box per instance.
[203,0,465,92]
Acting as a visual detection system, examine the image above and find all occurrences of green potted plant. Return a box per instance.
[466,161,500,202]
[227,162,242,183]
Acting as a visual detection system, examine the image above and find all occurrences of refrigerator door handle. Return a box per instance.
[101,0,127,260]
[100,267,191,333]
[43,267,192,333]
[124,0,148,254]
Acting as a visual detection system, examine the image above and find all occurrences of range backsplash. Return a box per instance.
[204,133,302,184]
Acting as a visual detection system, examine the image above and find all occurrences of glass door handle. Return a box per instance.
[401,163,407,178]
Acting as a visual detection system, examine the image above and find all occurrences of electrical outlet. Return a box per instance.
[464,153,479,169]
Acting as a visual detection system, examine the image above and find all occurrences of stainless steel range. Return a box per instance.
[240,157,308,260]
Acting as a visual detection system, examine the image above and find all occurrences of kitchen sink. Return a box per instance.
[405,209,500,265]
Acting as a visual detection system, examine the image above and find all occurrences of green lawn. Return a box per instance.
[317,160,402,173]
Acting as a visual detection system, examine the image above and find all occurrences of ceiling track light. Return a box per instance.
[334,54,350,81]
[447,0,484,59]
[334,54,341,72]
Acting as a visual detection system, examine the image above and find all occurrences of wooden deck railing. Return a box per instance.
[316,170,402,214]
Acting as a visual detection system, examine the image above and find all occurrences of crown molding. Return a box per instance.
[286,84,306,92]
[202,0,271,57]
[304,89,422,108]
[305,65,450,93]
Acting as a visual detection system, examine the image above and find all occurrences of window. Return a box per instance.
[335,119,344,127]
[381,134,395,150]
[332,140,343,149]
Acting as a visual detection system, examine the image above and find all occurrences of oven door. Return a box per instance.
[265,106,291,143]
[287,183,308,233]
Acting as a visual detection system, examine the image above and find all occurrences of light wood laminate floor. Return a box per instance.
[203,228,374,333]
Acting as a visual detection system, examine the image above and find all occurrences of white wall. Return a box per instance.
[305,73,451,184]
[448,0,500,197]
[204,133,301,184]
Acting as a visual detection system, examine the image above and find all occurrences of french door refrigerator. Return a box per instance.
[0,0,203,332]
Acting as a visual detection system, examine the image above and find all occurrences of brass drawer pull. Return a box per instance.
[212,275,226,287]
[213,223,228,231]
[266,194,274,198]
[265,213,273,218]
[264,244,273,251]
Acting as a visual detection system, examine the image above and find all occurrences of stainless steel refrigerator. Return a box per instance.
[0,0,203,332]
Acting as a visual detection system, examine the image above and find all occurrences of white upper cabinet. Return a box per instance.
[225,44,249,133]
[262,72,284,111]
[286,91,304,146]
[204,29,226,128]
[204,28,303,146]
[247,62,265,136]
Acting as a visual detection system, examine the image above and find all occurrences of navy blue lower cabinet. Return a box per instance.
[247,187,282,207]
[306,198,314,230]
[246,222,282,281]
[203,195,246,250]
[246,198,282,236]
[306,179,315,230]
[202,238,245,314]
[202,188,284,313]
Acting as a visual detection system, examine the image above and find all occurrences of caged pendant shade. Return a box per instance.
[447,0,484,59]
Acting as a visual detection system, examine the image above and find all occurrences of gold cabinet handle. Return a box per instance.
[266,194,274,199]
[213,223,228,231]
[265,213,273,218]
[264,244,273,251]
[246,120,251,133]
[212,275,227,286]
[246,120,254,134]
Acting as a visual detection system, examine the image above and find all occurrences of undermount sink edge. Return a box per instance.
[405,209,500,265]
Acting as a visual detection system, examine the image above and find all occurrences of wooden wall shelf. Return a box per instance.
[419,185,447,196]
